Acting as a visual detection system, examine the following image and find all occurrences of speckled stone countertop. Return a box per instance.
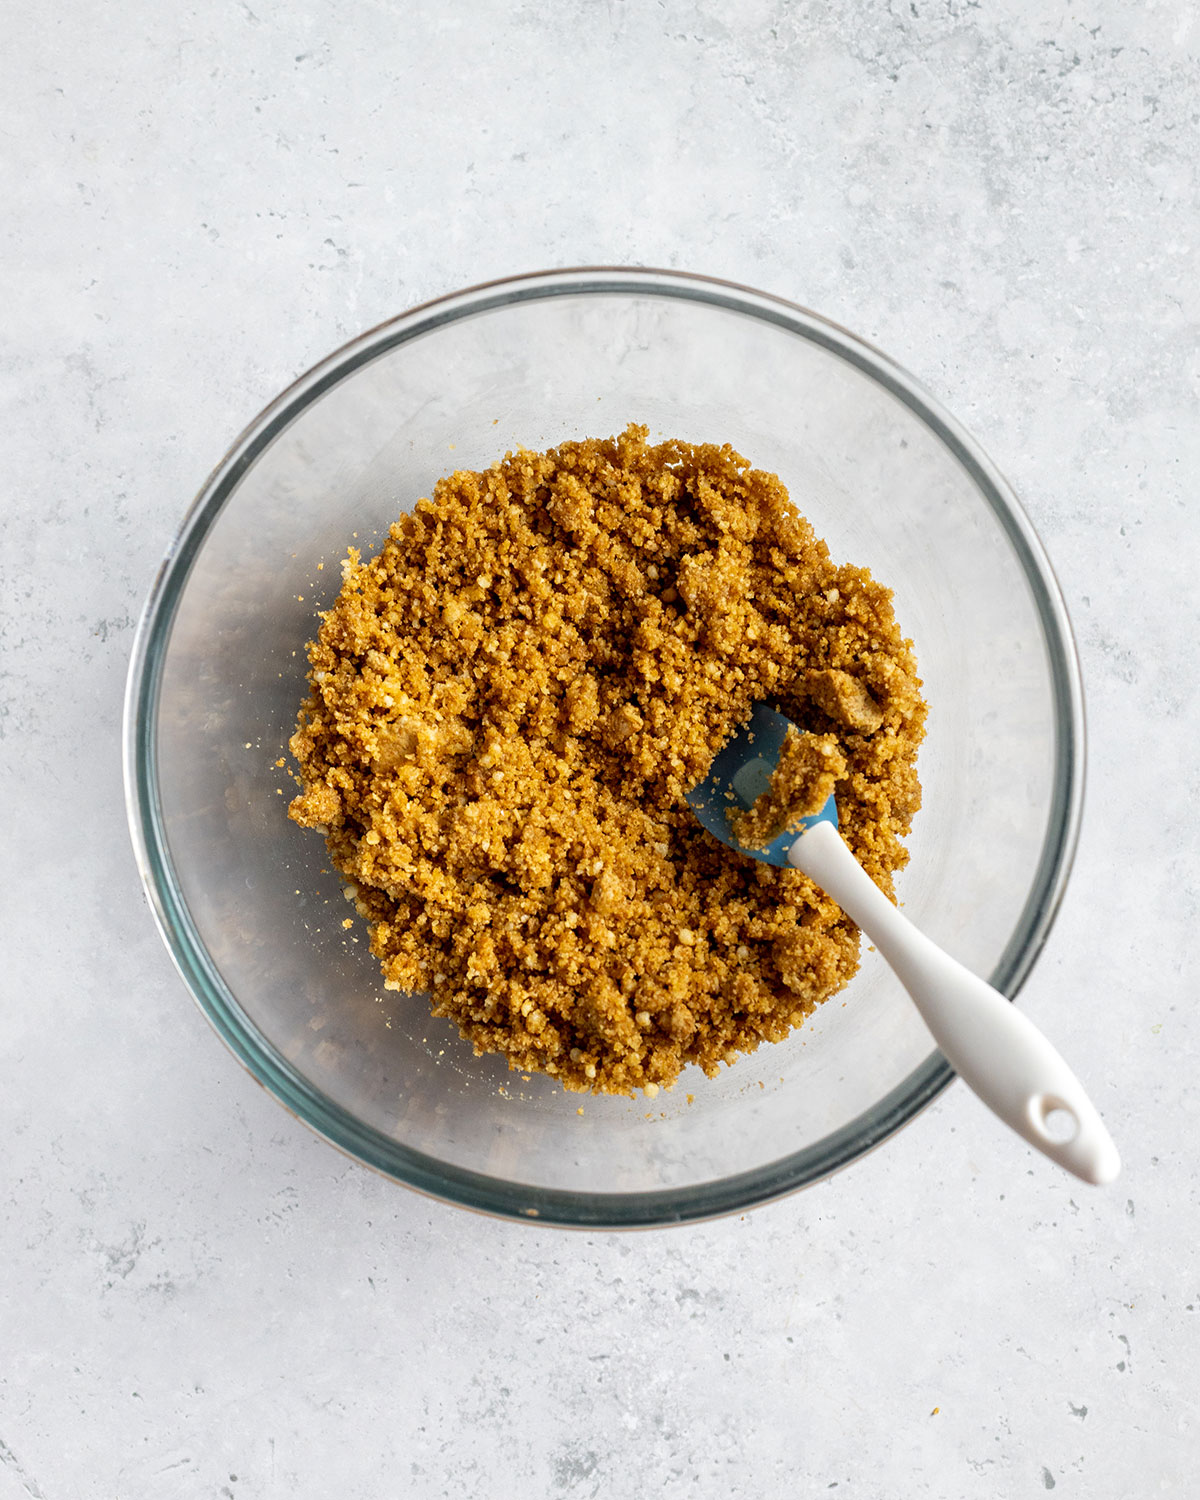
[3,3,1197,1496]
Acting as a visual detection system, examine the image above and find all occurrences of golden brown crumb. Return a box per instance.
[808,668,887,734]
[288,425,926,1095]
[731,728,846,850]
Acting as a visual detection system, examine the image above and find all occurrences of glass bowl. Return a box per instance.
[124,268,1084,1228]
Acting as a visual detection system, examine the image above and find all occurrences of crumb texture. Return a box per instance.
[289,426,926,1093]
[731,727,847,850]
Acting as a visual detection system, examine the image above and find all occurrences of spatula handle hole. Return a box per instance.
[1034,1097,1080,1144]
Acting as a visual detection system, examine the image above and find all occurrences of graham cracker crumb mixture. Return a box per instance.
[731,728,847,850]
[288,426,926,1094]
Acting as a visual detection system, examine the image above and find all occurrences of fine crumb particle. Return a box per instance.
[731,727,847,849]
[288,425,925,1096]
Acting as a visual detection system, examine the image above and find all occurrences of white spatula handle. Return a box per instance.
[788,821,1119,1185]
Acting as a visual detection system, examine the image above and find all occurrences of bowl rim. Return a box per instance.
[123,265,1086,1229]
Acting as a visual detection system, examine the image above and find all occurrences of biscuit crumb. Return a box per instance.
[808,668,886,734]
[288,426,925,1095]
[731,728,847,849]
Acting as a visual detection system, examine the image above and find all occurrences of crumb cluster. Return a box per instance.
[288,426,926,1094]
[730,727,846,851]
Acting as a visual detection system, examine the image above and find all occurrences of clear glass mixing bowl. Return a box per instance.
[124,268,1084,1227]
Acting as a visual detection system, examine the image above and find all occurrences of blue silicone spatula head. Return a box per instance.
[685,702,838,868]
